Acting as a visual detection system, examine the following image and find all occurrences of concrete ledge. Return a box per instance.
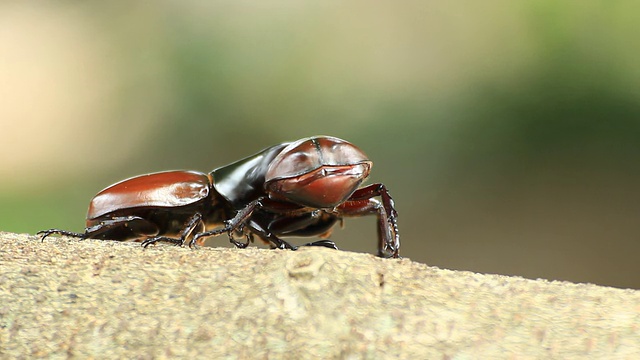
[1,231,639,358]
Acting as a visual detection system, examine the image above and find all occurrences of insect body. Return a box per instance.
[39,136,400,257]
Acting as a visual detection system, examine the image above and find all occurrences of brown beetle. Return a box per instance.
[39,136,400,257]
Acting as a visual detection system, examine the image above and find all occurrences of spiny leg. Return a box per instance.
[191,197,338,252]
[38,229,86,242]
[191,198,268,248]
[339,183,400,258]
[141,213,203,248]
[251,220,338,251]
[38,216,158,242]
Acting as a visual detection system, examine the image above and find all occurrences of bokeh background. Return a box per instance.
[2,2,639,289]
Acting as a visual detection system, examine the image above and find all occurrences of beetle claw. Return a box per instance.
[300,239,339,250]
[230,238,250,249]
[141,236,184,248]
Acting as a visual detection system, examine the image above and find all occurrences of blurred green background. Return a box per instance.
[2,2,639,288]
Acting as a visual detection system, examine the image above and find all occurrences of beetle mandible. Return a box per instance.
[38,136,400,257]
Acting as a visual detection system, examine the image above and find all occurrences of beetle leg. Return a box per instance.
[141,213,203,248]
[244,217,337,251]
[236,233,253,249]
[224,229,252,249]
[260,210,331,236]
[39,216,160,242]
[338,183,400,258]
[38,222,129,241]
[38,229,87,241]
[191,198,317,252]
[244,221,299,251]
[300,239,339,250]
[191,198,272,248]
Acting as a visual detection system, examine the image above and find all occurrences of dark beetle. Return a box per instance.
[39,136,400,257]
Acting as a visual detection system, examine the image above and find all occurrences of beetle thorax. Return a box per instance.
[264,136,372,208]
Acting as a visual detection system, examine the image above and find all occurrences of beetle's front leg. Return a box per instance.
[339,183,400,258]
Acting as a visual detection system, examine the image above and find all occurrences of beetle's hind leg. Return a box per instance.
[41,216,163,244]
[37,229,87,241]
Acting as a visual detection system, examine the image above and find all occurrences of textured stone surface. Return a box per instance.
[1,231,639,359]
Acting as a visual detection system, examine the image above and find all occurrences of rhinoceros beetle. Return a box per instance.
[38,136,400,257]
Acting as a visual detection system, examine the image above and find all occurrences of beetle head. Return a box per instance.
[264,136,372,208]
